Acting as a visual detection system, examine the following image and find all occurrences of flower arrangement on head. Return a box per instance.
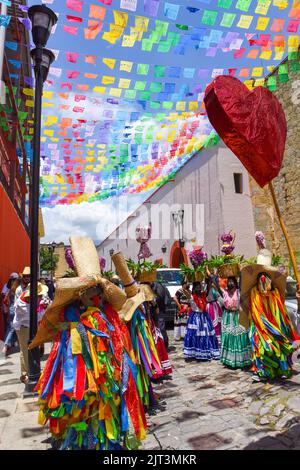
[181,247,208,282]
[255,231,266,250]
[217,231,242,278]
[220,231,236,258]
[189,248,208,268]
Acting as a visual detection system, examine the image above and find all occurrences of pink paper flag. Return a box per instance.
[66,0,83,13]
[67,70,80,79]
[66,52,79,63]
[63,25,78,35]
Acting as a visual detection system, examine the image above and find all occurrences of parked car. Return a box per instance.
[284,277,300,335]
[156,268,184,325]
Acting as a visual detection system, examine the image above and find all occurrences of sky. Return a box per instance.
[24,0,296,244]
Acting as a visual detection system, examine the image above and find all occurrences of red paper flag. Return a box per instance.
[204,75,287,188]
[66,15,83,23]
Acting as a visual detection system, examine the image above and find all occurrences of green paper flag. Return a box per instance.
[137,63,149,75]
[218,0,233,7]
[141,39,153,51]
[139,91,151,100]
[150,101,160,109]
[124,89,136,99]
[236,0,252,12]
[134,80,146,90]
[220,12,236,27]
[278,63,288,75]
[202,10,218,26]
[158,40,172,53]
[150,82,162,93]
[154,66,166,77]
[176,23,188,30]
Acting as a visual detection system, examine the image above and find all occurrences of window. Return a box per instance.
[234,173,243,194]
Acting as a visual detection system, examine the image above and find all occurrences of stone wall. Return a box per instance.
[251,62,300,272]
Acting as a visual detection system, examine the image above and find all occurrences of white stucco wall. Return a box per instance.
[97,142,257,268]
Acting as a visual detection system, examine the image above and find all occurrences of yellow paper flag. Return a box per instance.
[256,17,270,30]
[102,58,116,70]
[237,15,253,28]
[102,76,115,85]
[120,60,133,72]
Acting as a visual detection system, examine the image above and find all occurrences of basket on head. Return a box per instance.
[137,270,157,283]
[218,263,240,278]
[195,271,204,282]
[112,252,139,298]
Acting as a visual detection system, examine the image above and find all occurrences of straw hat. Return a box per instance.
[22,267,30,276]
[112,252,155,322]
[24,282,48,298]
[29,237,127,349]
[239,249,286,329]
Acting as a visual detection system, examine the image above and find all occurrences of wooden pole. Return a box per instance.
[268,181,300,287]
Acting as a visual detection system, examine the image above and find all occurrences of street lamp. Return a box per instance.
[109,249,115,270]
[25,5,57,395]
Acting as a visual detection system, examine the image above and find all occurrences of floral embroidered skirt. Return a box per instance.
[183,312,220,360]
[220,309,252,369]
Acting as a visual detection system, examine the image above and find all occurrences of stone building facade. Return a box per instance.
[250,59,300,272]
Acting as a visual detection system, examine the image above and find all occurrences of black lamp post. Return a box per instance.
[25,5,57,395]
[48,242,56,281]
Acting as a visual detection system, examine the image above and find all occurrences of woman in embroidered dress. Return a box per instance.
[205,266,223,347]
[173,280,192,341]
[220,277,251,369]
[183,282,220,361]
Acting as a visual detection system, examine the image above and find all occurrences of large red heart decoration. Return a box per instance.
[204,76,287,188]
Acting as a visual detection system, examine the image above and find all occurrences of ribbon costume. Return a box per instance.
[240,249,300,381]
[30,237,147,450]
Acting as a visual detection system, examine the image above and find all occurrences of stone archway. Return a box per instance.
[170,241,188,268]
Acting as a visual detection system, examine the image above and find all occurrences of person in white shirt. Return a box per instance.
[13,282,49,384]
[14,267,31,302]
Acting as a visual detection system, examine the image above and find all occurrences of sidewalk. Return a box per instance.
[0,344,51,450]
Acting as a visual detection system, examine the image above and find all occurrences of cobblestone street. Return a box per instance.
[142,336,300,451]
[1,335,300,450]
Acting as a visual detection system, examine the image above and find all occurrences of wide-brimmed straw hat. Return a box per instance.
[21,267,30,276]
[112,252,155,322]
[29,237,127,349]
[239,249,286,329]
[24,282,48,298]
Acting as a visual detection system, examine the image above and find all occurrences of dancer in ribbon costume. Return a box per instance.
[184,282,220,361]
[111,253,171,407]
[220,277,251,369]
[240,249,300,382]
[30,237,147,450]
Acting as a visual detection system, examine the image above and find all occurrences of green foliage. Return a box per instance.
[126,259,163,277]
[271,255,283,267]
[62,268,77,278]
[102,270,114,280]
[40,247,59,273]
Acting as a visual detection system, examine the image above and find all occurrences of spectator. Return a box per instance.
[15,267,31,301]
[150,281,171,349]
[13,282,48,384]
[1,273,20,356]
